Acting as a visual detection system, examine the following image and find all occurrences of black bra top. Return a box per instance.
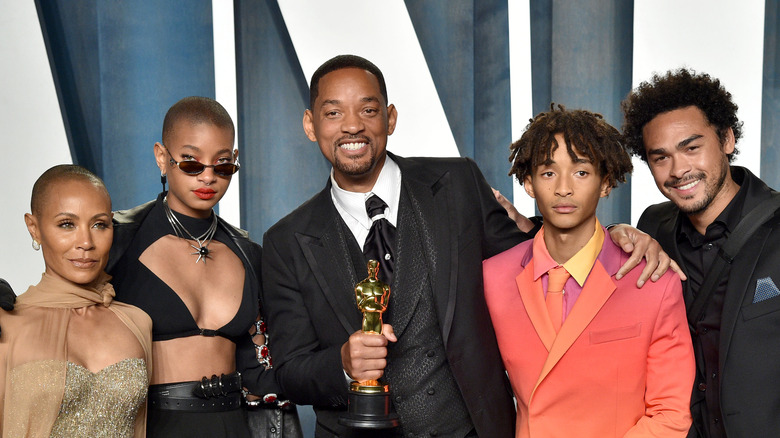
[109,198,257,343]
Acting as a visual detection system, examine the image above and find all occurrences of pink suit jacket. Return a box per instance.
[483,236,694,437]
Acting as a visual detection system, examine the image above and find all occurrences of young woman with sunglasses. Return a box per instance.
[106,97,299,437]
[1,165,152,437]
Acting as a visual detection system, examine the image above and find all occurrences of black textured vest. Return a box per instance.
[345,188,474,437]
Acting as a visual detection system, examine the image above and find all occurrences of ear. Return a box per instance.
[386,104,398,136]
[154,142,168,174]
[523,175,536,199]
[24,213,39,243]
[600,177,612,198]
[722,127,736,155]
[303,110,317,142]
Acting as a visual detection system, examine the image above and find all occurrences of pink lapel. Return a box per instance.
[516,259,557,351]
[532,260,617,391]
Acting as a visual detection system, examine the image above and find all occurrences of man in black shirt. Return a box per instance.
[623,68,780,437]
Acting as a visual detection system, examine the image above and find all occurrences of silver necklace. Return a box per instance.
[163,195,218,264]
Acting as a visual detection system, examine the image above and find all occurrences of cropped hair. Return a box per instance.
[309,54,388,109]
[509,104,632,189]
[622,68,742,162]
[162,96,234,146]
[31,164,109,215]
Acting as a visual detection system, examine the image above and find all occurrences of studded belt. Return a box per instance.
[148,373,243,412]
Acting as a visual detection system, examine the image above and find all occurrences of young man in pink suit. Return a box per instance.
[484,106,695,437]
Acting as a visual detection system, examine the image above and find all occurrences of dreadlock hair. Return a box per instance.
[621,68,742,163]
[508,104,632,189]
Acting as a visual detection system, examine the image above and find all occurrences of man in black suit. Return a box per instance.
[262,54,672,437]
[623,68,780,437]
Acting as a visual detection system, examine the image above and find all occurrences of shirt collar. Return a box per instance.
[532,219,605,286]
[329,155,401,229]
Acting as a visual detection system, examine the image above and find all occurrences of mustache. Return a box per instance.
[664,172,706,188]
[337,135,370,144]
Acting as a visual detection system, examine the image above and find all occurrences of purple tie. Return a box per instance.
[363,194,396,284]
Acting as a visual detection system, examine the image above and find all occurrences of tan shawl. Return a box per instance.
[0,273,152,437]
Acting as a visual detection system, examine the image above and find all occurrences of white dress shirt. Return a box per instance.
[330,156,402,248]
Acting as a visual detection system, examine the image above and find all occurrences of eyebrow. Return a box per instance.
[54,212,111,220]
[541,156,592,166]
[178,144,233,156]
[646,134,703,156]
[320,96,380,107]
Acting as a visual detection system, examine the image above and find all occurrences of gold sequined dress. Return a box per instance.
[0,273,153,438]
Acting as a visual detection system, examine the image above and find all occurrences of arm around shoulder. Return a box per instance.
[462,158,530,257]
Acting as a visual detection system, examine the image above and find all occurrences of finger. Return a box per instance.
[634,255,658,288]
[648,252,672,283]
[615,249,643,282]
[633,239,663,287]
[349,355,388,380]
[352,367,386,382]
[670,259,687,281]
[356,331,389,347]
[382,324,397,342]
[608,225,634,254]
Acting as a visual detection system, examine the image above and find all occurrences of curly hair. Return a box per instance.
[621,68,742,162]
[509,104,632,189]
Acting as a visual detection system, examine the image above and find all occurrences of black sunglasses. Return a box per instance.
[162,145,240,176]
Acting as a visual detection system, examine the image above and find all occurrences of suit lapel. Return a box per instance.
[395,156,455,345]
[516,260,557,351]
[534,261,616,390]
[296,189,362,335]
[719,227,768,374]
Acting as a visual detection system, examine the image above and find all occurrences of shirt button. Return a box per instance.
[427,388,435,395]
[704,243,714,250]
[714,418,720,423]
[385,253,392,260]
[395,395,402,403]
[426,350,435,357]
[698,383,707,391]
[712,372,717,380]
[270,426,277,433]
[702,327,708,334]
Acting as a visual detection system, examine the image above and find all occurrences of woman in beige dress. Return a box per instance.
[0,164,152,437]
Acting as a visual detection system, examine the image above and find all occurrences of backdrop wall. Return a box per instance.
[2,2,777,434]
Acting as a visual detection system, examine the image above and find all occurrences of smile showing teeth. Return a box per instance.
[677,179,699,191]
[340,142,366,151]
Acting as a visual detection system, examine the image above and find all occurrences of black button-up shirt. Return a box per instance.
[677,179,747,438]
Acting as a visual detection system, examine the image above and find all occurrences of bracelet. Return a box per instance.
[242,388,292,408]
[252,318,272,370]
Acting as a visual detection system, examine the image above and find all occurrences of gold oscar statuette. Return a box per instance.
[339,259,400,429]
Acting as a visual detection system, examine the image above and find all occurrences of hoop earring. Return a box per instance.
[32,239,40,251]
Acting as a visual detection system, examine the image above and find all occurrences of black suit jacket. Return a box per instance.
[262,154,528,437]
[637,166,780,437]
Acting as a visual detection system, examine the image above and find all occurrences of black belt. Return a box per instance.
[148,372,243,413]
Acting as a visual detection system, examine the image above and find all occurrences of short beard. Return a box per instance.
[671,158,729,216]
[332,138,376,177]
